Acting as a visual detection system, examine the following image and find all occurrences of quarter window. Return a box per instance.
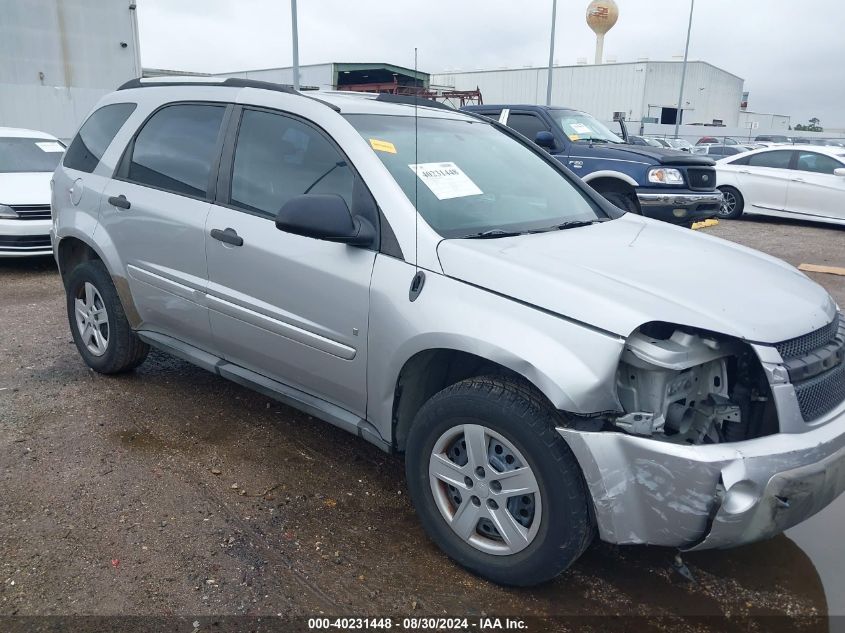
[230,109,354,216]
[127,104,226,198]
[746,150,793,169]
[63,103,137,173]
[795,151,842,175]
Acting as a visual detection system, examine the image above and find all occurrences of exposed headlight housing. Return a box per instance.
[648,167,684,185]
[0,204,19,219]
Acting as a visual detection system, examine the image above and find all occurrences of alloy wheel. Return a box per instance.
[74,281,110,356]
[718,190,737,217]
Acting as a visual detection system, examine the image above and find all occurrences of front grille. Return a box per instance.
[0,234,51,250]
[686,167,717,191]
[777,314,842,359]
[794,360,845,421]
[11,204,52,220]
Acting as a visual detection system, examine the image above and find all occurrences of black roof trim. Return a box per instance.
[116,77,341,112]
[118,77,296,93]
[374,94,453,111]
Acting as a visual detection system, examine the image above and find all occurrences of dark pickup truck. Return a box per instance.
[463,104,722,226]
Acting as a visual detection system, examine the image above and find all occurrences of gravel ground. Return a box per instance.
[1,215,843,631]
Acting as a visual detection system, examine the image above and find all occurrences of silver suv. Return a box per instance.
[52,78,845,586]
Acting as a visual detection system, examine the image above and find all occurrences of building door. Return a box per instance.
[660,108,678,125]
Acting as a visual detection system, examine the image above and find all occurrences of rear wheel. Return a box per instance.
[405,376,594,586]
[717,185,744,219]
[65,260,149,374]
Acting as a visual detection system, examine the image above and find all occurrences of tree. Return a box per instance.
[795,118,823,132]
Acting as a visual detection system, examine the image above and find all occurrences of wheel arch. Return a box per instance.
[56,232,142,328]
[581,171,639,190]
[391,348,554,453]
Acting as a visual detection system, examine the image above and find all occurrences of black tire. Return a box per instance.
[65,260,149,374]
[599,190,640,214]
[405,376,595,586]
[717,185,744,219]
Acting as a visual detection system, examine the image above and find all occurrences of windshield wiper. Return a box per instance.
[463,229,528,239]
[462,219,608,239]
[546,219,609,231]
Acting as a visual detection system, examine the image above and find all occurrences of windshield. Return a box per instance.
[344,114,605,238]
[0,137,65,173]
[552,110,624,144]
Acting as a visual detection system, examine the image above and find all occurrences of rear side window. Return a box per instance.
[127,104,226,198]
[229,109,354,216]
[475,110,502,122]
[747,150,793,169]
[63,103,136,173]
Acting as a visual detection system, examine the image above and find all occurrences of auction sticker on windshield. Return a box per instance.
[571,123,592,135]
[408,162,482,200]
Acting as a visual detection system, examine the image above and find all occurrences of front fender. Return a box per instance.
[366,256,626,442]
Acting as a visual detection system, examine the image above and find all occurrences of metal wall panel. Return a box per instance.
[0,0,140,139]
[433,61,745,127]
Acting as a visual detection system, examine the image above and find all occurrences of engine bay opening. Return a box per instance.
[606,323,779,445]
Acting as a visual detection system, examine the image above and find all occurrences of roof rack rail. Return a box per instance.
[116,77,341,112]
[374,93,454,111]
[117,77,298,93]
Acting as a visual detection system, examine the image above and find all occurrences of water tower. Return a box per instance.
[586,0,619,65]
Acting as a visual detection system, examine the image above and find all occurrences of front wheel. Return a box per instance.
[717,185,744,219]
[405,377,594,586]
[599,190,640,214]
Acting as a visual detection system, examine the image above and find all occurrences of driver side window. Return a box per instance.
[795,151,842,175]
[506,114,551,142]
[230,109,355,217]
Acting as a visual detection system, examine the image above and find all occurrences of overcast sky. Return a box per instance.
[136,0,845,128]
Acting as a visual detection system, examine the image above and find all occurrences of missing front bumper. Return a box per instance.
[557,398,845,549]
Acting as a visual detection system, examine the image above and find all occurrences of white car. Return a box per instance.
[716,144,845,225]
[0,127,65,257]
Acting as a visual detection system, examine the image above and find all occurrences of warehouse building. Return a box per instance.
[215,62,429,94]
[0,0,141,140]
[737,110,792,131]
[433,60,745,127]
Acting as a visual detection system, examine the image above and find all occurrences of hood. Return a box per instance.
[0,172,52,206]
[437,215,836,344]
[588,143,716,166]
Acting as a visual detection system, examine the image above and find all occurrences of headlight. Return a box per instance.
[647,168,684,185]
[0,204,19,219]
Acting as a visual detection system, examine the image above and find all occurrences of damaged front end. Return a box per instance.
[613,326,767,445]
[557,320,845,550]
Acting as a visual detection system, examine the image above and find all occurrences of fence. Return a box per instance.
[600,120,845,147]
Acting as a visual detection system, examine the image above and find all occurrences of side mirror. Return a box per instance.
[534,131,556,151]
[275,194,375,246]
[835,168,845,178]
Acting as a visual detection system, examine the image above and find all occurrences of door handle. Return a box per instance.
[791,177,805,182]
[108,194,131,209]
[738,170,750,174]
[210,227,243,247]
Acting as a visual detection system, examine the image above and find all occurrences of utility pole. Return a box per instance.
[674,0,695,137]
[546,0,557,106]
[291,0,300,90]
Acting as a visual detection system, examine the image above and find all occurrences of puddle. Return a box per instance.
[787,493,845,630]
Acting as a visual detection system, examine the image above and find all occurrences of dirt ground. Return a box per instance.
[1,215,843,632]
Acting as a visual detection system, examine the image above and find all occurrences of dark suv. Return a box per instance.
[463,105,722,226]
